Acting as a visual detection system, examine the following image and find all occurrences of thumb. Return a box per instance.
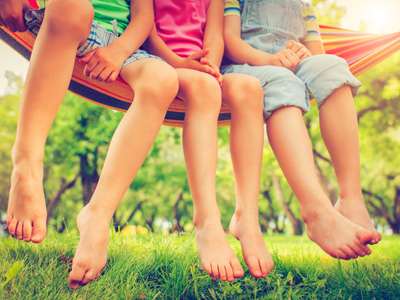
[188,48,210,61]
[79,51,95,64]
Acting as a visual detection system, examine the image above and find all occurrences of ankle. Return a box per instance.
[193,212,221,229]
[11,146,44,166]
[301,204,334,224]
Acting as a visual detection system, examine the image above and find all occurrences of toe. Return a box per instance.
[31,220,47,243]
[260,259,273,278]
[80,270,98,286]
[8,218,18,235]
[357,229,373,245]
[16,221,23,240]
[23,221,32,242]
[201,262,213,277]
[211,264,220,279]
[245,256,262,278]
[225,265,235,282]
[231,261,244,278]
[218,265,227,281]
[69,261,88,289]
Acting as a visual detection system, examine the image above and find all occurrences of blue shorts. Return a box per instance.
[222,55,361,120]
[25,8,161,70]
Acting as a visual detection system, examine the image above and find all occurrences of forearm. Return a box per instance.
[304,40,325,55]
[203,35,224,67]
[224,33,273,66]
[145,28,185,68]
[109,10,153,59]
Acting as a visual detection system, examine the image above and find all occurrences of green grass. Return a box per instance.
[1,232,399,300]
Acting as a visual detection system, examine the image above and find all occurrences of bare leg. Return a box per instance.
[221,74,273,278]
[68,59,178,289]
[177,69,244,282]
[319,85,381,244]
[267,106,373,259]
[7,0,94,243]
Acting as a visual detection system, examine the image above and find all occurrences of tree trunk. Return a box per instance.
[171,191,184,232]
[46,174,79,223]
[80,152,99,206]
[313,150,336,205]
[271,174,303,235]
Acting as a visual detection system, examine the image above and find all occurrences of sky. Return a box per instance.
[1,0,400,95]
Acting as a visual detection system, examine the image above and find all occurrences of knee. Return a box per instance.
[184,74,222,111]
[136,62,179,108]
[45,0,94,34]
[224,75,263,112]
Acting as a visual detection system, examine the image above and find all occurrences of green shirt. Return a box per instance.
[37,0,131,35]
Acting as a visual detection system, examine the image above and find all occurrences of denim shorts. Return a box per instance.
[222,0,361,120]
[25,8,161,70]
[222,55,361,120]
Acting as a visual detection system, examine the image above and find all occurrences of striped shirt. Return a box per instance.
[224,0,321,42]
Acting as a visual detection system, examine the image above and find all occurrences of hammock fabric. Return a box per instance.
[1,24,400,127]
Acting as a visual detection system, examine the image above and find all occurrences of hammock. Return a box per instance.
[1,23,400,127]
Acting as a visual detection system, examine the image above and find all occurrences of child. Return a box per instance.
[5,0,179,289]
[222,0,381,259]
[146,0,273,281]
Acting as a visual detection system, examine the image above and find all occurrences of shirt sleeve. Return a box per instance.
[302,2,322,42]
[224,0,241,17]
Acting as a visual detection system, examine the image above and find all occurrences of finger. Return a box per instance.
[286,40,294,49]
[83,60,99,77]
[89,65,106,80]
[105,71,119,83]
[5,20,17,32]
[97,68,114,82]
[198,64,216,75]
[279,57,294,71]
[15,15,28,32]
[79,51,95,64]
[200,56,208,64]
[188,48,210,60]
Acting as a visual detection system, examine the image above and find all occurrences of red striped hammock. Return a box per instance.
[1,24,400,127]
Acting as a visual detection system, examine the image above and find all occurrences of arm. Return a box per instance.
[304,40,325,55]
[0,0,31,32]
[80,0,154,82]
[200,0,225,84]
[224,14,299,71]
[144,18,215,74]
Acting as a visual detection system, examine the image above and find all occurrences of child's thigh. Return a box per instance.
[176,69,221,102]
[120,58,177,91]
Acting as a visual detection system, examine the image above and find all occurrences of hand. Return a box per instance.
[268,49,300,72]
[0,0,30,32]
[177,48,216,76]
[80,45,127,83]
[200,56,223,86]
[286,40,312,61]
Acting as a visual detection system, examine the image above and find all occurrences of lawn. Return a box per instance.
[1,231,399,299]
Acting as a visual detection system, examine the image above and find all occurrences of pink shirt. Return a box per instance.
[154,0,210,58]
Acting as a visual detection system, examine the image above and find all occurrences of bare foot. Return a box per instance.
[195,220,244,281]
[68,205,110,289]
[229,213,274,278]
[7,162,47,243]
[304,207,374,260]
[335,197,382,244]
